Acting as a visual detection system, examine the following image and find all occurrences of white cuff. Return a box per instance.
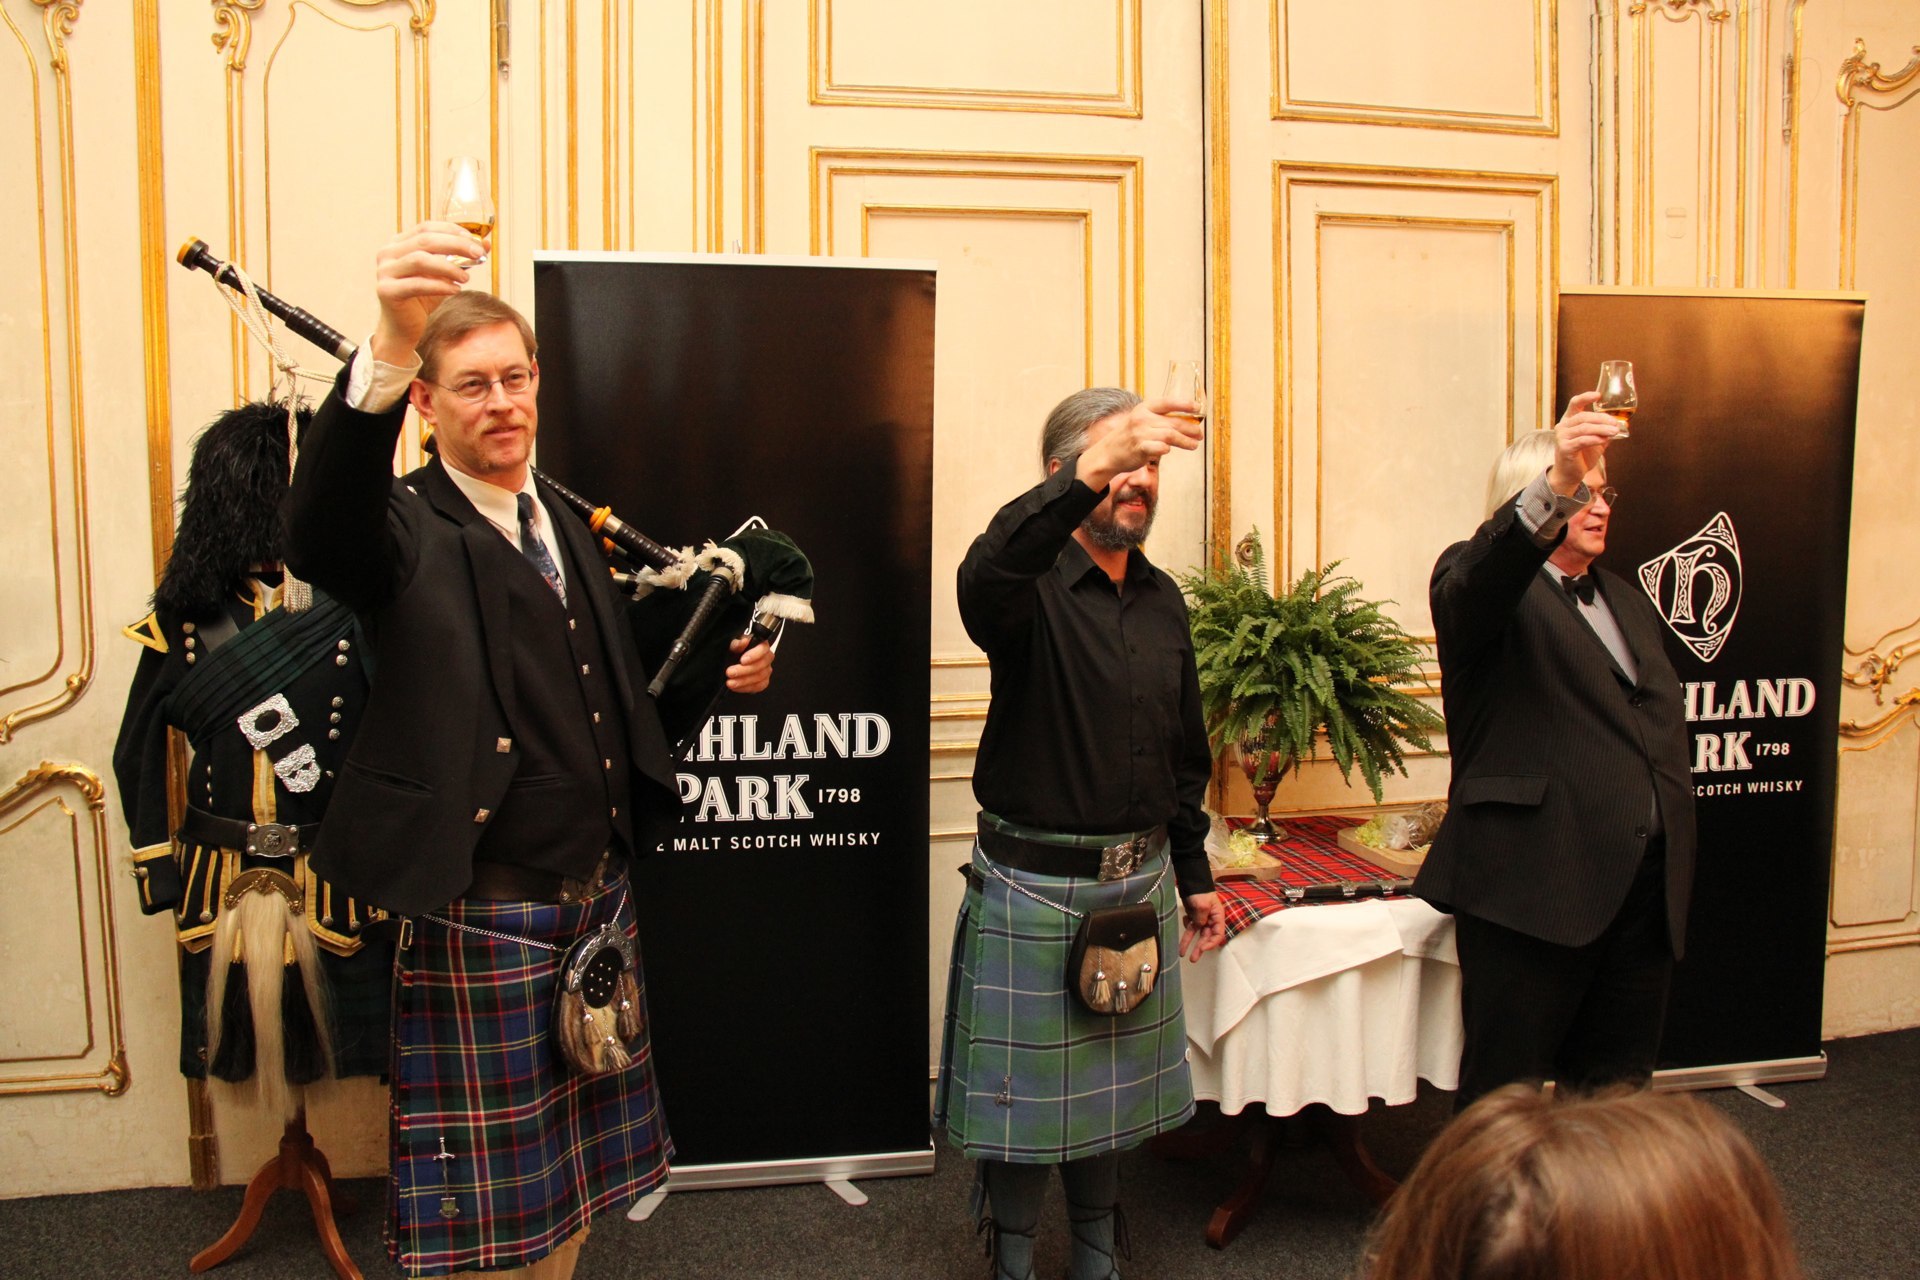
[344,336,422,413]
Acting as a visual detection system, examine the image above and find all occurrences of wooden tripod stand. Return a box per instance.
[190,1109,362,1279]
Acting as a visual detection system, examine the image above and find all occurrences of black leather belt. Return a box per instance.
[178,806,318,859]
[975,815,1164,880]
[464,853,613,904]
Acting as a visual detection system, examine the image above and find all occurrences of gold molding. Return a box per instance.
[1624,1,1736,286]
[688,0,724,251]
[135,0,173,582]
[1272,0,1559,135]
[1205,0,1230,567]
[490,0,502,279]
[1828,930,1920,956]
[1843,613,1920,704]
[1836,36,1920,289]
[2,0,96,743]
[211,1,263,71]
[1272,162,1557,582]
[0,763,130,1097]
[812,148,1145,388]
[707,0,722,250]
[809,0,1142,118]
[1785,0,1806,287]
[931,655,988,670]
[1839,689,1920,752]
[745,0,764,251]
[567,0,577,247]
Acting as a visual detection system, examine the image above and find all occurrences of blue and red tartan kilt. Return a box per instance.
[388,868,671,1276]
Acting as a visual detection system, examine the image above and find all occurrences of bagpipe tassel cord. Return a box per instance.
[210,254,326,611]
[204,888,336,1119]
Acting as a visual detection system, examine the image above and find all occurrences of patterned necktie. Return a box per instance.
[1561,574,1596,605]
[516,492,567,606]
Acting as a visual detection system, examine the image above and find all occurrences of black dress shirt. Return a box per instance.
[958,467,1215,897]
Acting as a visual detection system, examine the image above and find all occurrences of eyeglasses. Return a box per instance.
[426,366,537,402]
[1584,485,1620,508]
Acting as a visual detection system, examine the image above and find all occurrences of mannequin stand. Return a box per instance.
[190,1109,361,1279]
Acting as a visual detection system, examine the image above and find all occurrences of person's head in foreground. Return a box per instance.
[1361,1083,1803,1280]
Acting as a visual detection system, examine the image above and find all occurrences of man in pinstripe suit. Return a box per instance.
[1418,391,1697,1110]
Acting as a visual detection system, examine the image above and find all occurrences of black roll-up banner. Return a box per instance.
[1557,288,1864,1076]
[535,254,936,1172]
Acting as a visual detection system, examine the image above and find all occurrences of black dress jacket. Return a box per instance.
[284,367,682,916]
[1416,497,1697,956]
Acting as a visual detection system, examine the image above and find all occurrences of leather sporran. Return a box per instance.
[1067,900,1160,1016]
[553,923,644,1076]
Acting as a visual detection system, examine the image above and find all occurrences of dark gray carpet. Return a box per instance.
[2,1027,1913,1278]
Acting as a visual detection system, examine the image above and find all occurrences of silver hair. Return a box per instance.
[1039,387,1143,474]
[1484,429,1559,518]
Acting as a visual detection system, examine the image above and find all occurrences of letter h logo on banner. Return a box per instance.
[1639,513,1743,663]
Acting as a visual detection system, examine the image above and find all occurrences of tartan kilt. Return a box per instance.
[935,838,1195,1164]
[388,868,671,1276]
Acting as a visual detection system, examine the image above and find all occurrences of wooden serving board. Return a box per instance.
[1211,853,1290,882]
[1335,826,1428,879]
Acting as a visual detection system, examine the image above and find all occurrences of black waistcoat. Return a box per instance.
[472,506,635,876]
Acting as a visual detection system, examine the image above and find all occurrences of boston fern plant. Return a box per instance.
[1177,530,1443,801]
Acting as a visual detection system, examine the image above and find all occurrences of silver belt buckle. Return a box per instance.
[1097,833,1149,882]
[244,821,300,858]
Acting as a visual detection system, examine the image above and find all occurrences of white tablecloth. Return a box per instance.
[1184,897,1462,1117]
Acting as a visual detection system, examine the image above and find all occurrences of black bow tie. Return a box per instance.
[1561,574,1596,605]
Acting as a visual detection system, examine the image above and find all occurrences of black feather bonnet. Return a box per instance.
[153,399,313,619]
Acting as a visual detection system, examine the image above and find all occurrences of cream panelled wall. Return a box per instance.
[2,0,1918,1200]
[2,0,184,1199]
[1212,0,1582,819]
[1818,10,1920,1034]
[771,0,1211,1077]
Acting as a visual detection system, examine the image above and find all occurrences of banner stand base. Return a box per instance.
[1651,1052,1827,1094]
[626,1147,937,1221]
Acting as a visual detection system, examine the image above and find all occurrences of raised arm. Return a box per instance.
[1430,391,1621,663]
[284,222,485,611]
[957,398,1201,653]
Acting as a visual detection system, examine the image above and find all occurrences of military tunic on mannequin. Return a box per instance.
[113,400,392,1096]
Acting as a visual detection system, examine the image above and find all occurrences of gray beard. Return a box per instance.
[1081,500,1155,552]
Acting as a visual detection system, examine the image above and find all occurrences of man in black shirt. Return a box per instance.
[938,387,1227,1280]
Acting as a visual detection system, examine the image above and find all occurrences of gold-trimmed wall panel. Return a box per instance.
[1272,162,1557,624]
[1274,0,1560,135]
[0,0,95,744]
[1826,32,1920,953]
[0,764,129,1097]
[810,0,1142,117]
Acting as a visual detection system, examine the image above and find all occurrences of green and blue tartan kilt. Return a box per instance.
[388,868,671,1276]
[935,838,1195,1164]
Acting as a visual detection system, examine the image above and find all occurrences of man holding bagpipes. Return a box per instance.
[282,221,803,1279]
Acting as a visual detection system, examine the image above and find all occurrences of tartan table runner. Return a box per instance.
[1216,815,1414,939]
